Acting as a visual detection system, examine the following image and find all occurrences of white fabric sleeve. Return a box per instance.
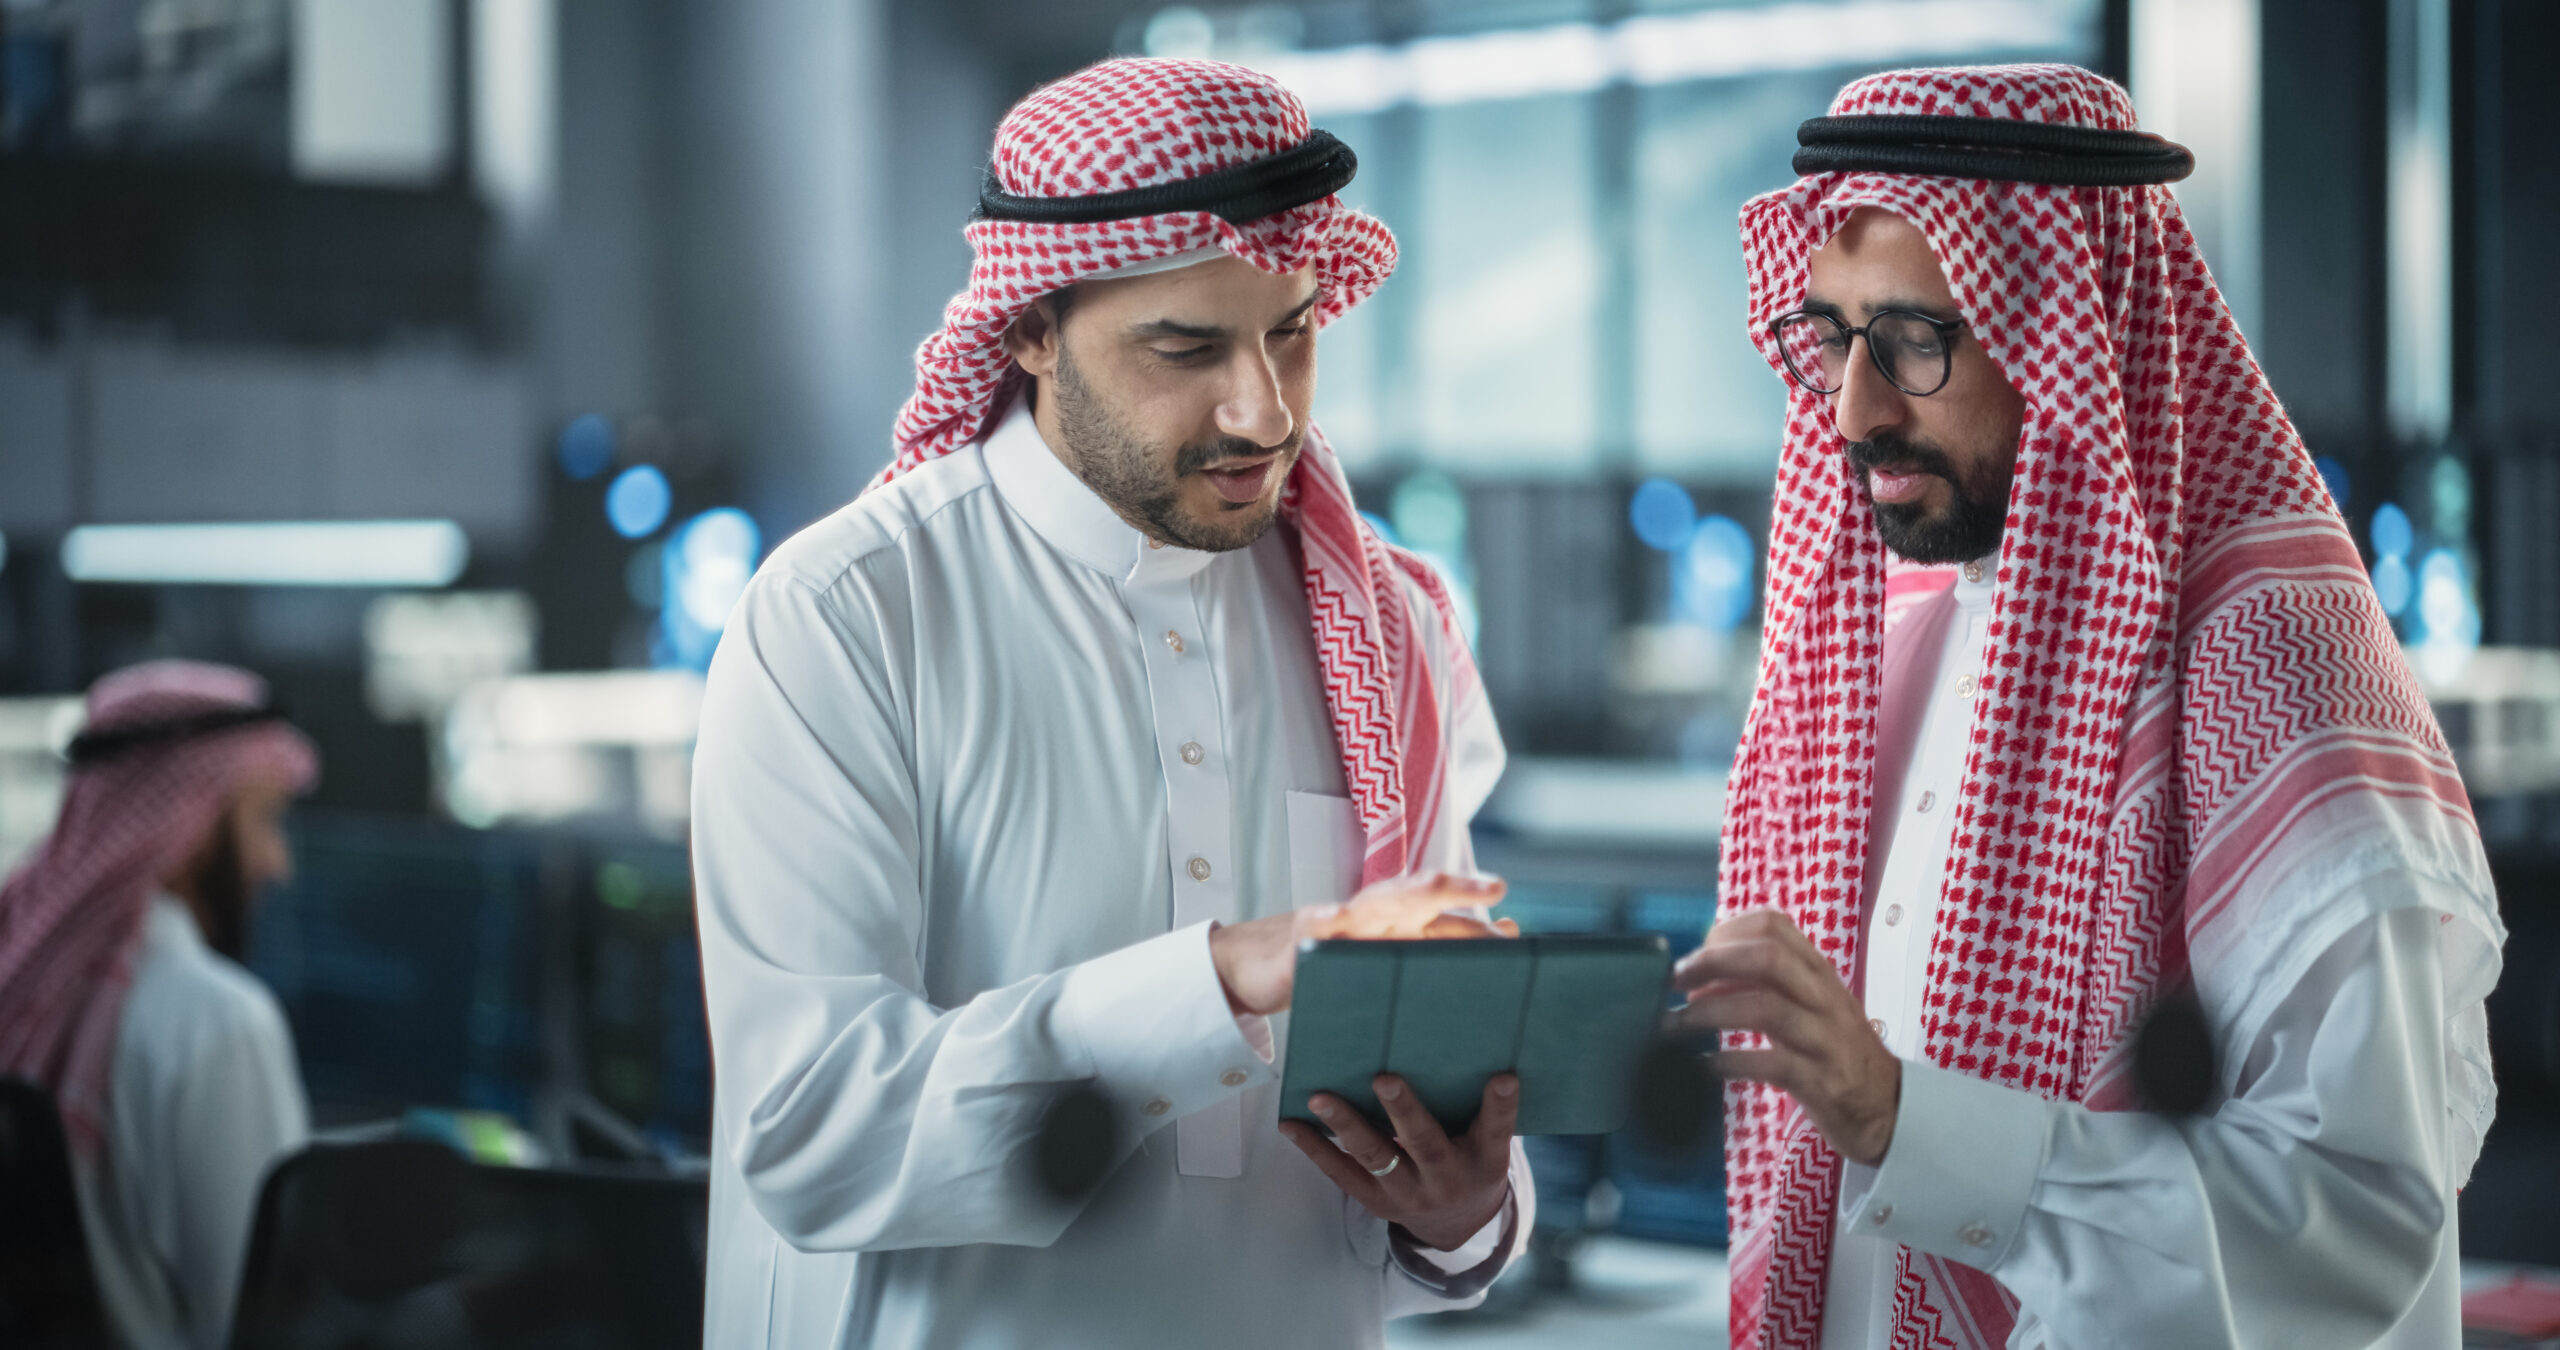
[693,573,1273,1254]
[168,988,308,1350]
[1403,1192,1508,1272]
[1841,901,2461,1350]
[1382,1140,1537,1316]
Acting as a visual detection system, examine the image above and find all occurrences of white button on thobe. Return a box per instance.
[693,398,1524,1349]
[1818,560,2484,1350]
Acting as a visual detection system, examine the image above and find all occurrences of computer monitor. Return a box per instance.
[573,833,711,1151]
[249,811,547,1127]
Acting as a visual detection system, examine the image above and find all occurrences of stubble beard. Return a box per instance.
[1049,346,1297,554]
[184,818,257,962]
[1847,429,2014,565]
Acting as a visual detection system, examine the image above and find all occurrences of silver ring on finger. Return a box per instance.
[1366,1153,1401,1178]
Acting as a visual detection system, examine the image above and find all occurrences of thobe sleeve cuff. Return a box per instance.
[1054,920,1276,1130]
[1844,1058,2051,1273]
[1388,1185,1519,1299]
[1235,1010,1276,1064]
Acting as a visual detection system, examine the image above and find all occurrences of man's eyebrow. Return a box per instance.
[1801,294,1964,324]
[1129,317,1226,340]
[1128,287,1322,342]
[1876,295,1965,323]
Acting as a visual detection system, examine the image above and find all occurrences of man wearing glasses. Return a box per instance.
[1671,65,2502,1350]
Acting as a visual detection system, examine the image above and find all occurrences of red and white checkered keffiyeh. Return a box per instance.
[878,57,1476,882]
[0,662,317,1155]
[1720,64,2502,1348]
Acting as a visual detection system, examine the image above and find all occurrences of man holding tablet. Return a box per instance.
[1677,64,2503,1350]
[691,58,1528,1349]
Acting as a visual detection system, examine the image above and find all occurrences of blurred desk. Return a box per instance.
[1387,1236,1728,1348]
[1478,757,1724,854]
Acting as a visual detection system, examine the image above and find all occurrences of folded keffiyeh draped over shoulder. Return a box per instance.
[1718,62,2504,1349]
[0,661,317,1155]
[878,56,1479,883]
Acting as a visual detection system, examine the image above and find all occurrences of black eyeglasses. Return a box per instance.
[1769,308,1970,398]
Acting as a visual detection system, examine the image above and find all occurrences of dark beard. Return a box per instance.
[1049,348,1297,554]
[183,820,255,962]
[1846,430,2012,564]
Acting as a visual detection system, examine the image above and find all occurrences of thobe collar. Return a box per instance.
[983,393,1218,587]
[1951,552,1997,618]
[147,892,207,950]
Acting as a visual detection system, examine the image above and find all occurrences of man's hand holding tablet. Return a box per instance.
[1283,1069,1521,1252]
[1203,870,1520,1251]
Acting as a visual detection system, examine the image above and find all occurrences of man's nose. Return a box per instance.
[1216,349,1296,449]
[1830,337,1907,447]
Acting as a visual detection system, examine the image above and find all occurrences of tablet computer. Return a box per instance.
[1279,934,1673,1138]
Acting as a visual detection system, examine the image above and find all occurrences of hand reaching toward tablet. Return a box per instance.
[1210,871,1514,1017]
[1668,908,1901,1166]
[1281,1072,1517,1251]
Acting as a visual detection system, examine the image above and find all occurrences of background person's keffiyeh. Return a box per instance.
[879,57,1478,883]
[0,661,317,1156]
[1719,64,2503,1349]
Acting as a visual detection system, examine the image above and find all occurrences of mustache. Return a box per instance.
[1177,430,1302,476]
[1844,431,1959,483]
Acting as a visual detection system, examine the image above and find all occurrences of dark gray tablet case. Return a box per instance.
[1279,934,1672,1138]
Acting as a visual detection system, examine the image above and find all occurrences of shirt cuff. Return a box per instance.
[1235,1011,1276,1064]
[1054,921,1276,1131]
[1389,1185,1519,1298]
[1840,1058,2051,1273]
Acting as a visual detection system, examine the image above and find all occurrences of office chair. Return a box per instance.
[0,1075,113,1349]
[231,1138,708,1350]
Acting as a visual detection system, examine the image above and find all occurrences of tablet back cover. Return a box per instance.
[1278,935,1670,1138]
[1514,939,1671,1135]
[1279,940,1401,1126]
[1387,941,1535,1135]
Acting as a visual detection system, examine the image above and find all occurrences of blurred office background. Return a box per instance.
[1,0,2556,1344]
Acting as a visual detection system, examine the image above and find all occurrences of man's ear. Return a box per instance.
[1003,298,1064,379]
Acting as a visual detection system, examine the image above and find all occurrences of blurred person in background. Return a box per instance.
[0,661,319,1350]
[1673,64,2503,1350]
[692,57,1528,1350]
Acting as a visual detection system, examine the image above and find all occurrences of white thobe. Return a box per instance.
[1818,559,2481,1350]
[692,399,1525,1349]
[74,896,310,1350]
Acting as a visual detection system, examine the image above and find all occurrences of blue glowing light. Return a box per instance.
[1672,514,1757,633]
[1383,472,1477,641]
[2412,548,2480,684]
[2429,458,2471,539]
[655,507,763,669]
[2312,456,2350,511]
[623,542,664,610]
[2369,502,2412,561]
[1359,510,1403,548]
[2371,554,2412,617]
[606,465,672,539]
[2417,549,2467,628]
[1629,477,1699,552]
[674,509,760,630]
[1390,471,1468,554]
[558,414,616,481]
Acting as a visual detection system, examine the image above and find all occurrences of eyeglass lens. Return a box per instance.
[1775,312,1953,396]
